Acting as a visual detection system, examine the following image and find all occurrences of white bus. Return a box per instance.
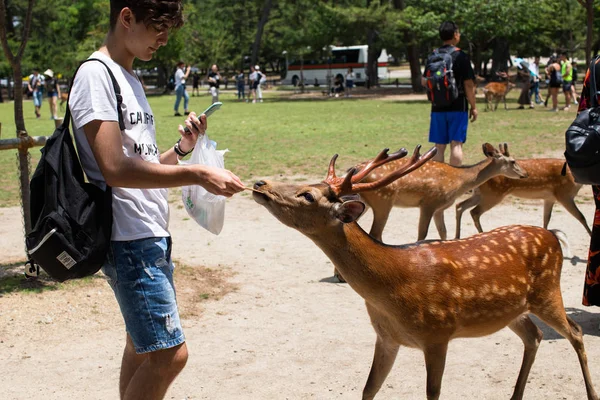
[281,45,389,87]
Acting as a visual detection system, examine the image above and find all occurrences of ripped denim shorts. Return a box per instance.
[102,237,185,354]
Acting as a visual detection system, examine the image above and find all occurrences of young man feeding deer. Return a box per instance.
[422,21,478,166]
[68,1,244,399]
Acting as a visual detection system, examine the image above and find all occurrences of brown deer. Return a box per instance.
[455,159,592,239]
[483,80,516,111]
[251,146,597,400]
[356,143,528,243]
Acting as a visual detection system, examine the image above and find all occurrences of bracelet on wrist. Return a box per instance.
[174,138,194,157]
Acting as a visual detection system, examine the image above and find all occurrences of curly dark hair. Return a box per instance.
[110,0,184,31]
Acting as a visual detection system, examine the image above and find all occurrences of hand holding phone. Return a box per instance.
[183,102,222,134]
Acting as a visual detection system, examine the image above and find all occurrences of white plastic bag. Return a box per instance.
[181,133,228,235]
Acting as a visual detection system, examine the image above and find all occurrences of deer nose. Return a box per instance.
[254,181,267,189]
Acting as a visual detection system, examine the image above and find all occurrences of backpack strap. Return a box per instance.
[63,58,126,132]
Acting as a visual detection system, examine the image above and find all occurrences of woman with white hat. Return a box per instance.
[44,69,61,120]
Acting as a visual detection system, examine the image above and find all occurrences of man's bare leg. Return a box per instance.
[119,334,148,399]
[433,143,447,163]
[123,342,188,400]
[449,141,463,166]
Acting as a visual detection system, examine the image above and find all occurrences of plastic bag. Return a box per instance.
[181,133,228,235]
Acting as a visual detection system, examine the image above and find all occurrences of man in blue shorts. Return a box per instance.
[422,21,478,166]
[68,1,245,399]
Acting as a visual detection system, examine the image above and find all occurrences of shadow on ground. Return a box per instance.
[0,261,102,295]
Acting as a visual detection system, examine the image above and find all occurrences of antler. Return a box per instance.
[499,142,510,156]
[324,145,437,196]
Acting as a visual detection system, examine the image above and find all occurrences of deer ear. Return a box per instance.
[334,200,365,224]
[482,143,497,158]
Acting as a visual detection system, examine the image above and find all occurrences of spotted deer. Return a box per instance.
[483,72,516,111]
[356,143,528,243]
[455,159,592,238]
[251,146,597,400]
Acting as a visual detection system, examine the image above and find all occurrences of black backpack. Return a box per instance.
[564,56,600,185]
[425,46,460,107]
[26,58,125,282]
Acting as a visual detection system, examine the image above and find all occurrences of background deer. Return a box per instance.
[455,159,592,238]
[355,143,527,243]
[483,80,516,111]
[251,146,597,400]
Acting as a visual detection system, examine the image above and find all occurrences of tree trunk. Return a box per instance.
[490,37,510,76]
[585,0,593,67]
[250,0,272,67]
[366,30,380,89]
[406,41,422,92]
[0,0,35,233]
[471,43,481,76]
[300,54,305,94]
[393,0,422,92]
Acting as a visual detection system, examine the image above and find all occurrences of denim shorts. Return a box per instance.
[429,111,468,144]
[102,237,185,354]
[33,91,43,107]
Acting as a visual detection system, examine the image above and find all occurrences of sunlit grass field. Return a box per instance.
[0,88,576,207]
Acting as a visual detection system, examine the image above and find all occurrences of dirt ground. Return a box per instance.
[1,182,599,400]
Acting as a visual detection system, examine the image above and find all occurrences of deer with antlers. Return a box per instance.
[455,158,592,239]
[355,143,528,243]
[252,146,597,400]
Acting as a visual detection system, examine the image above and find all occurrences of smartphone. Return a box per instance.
[183,102,222,133]
[202,101,222,117]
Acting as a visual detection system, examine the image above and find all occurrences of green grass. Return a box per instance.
[0,89,575,207]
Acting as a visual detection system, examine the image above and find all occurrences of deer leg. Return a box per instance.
[433,209,447,240]
[557,196,592,236]
[534,304,598,400]
[542,199,555,230]
[418,207,435,241]
[369,201,394,242]
[469,193,504,234]
[423,343,448,400]
[455,191,481,239]
[362,336,400,400]
[470,205,485,233]
[507,314,543,400]
[332,268,346,283]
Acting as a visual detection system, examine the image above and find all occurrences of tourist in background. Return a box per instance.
[173,61,191,116]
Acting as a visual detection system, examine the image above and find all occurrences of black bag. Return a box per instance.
[425,46,459,107]
[26,58,125,282]
[564,56,600,185]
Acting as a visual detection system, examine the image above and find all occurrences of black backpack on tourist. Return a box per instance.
[26,59,124,282]
[424,46,460,107]
[564,56,600,185]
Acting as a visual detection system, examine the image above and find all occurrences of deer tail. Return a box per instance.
[549,229,571,258]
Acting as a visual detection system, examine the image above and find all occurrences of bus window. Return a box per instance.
[331,49,360,64]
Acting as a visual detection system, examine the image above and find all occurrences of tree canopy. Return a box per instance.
[1,0,598,87]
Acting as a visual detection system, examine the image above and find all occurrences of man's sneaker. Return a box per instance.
[174,112,182,116]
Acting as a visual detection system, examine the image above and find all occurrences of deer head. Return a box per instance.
[252,146,437,236]
[483,142,528,179]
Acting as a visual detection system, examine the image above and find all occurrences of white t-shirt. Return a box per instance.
[175,67,185,86]
[529,62,539,78]
[69,51,170,241]
[249,71,258,82]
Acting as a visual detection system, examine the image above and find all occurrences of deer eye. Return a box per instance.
[299,192,315,202]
